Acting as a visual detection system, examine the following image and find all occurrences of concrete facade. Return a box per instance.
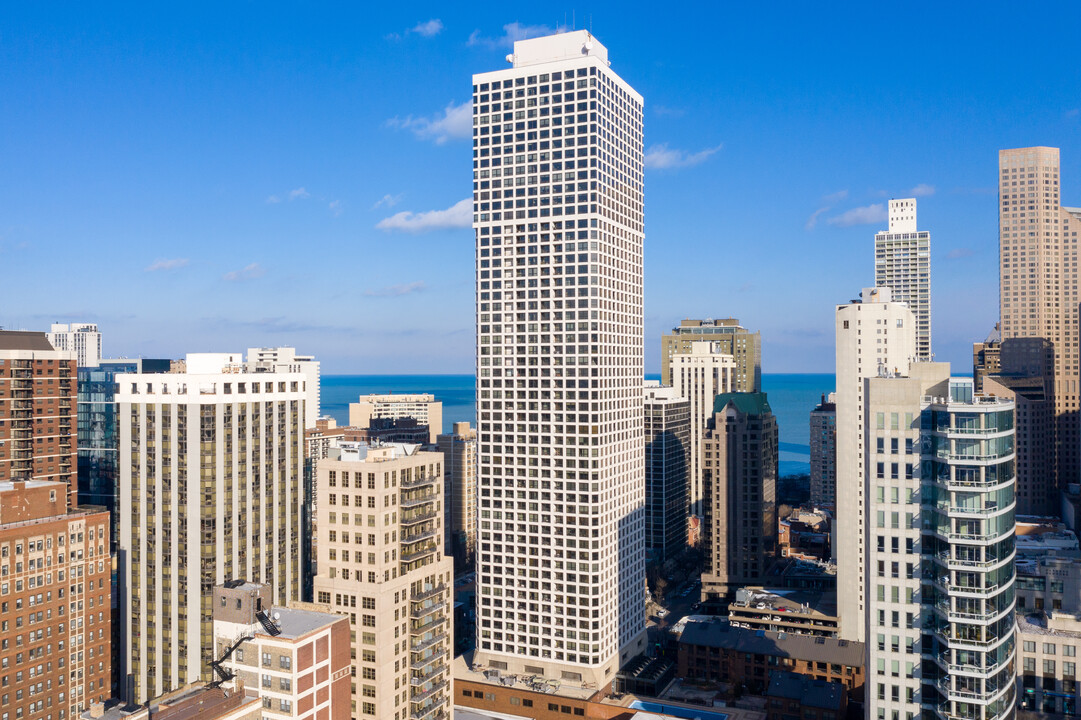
[246,347,321,430]
[472,30,647,687]
[437,422,478,573]
[349,395,442,445]
[661,318,761,393]
[115,355,306,703]
[809,392,837,509]
[874,199,932,361]
[643,384,689,564]
[46,322,102,368]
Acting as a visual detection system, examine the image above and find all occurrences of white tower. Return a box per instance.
[875,198,931,360]
[472,30,646,686]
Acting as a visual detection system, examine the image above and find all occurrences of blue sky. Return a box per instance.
[2,3,1079,374]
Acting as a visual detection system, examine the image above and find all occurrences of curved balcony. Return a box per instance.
[933,550,1014,572]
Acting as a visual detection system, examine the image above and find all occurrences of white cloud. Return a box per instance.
[387,101,472,144]
[908,183,935,197]
[223,263,267,281]
[468,22,566,49]
[823,189,849,204]
[644,143,723,170]
[145,258,189,272]
[329,200,343,216]
[827,203,888,228]
[266,195,282,204]
[289,187,310,200]
[376,198,472,233]
[412,19,443,37]
[364,281,427,297]
[373,193,404,209]
[805,207,830,231]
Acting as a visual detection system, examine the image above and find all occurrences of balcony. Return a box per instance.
[402,528,438,545]
[401,510,438,526]
[401,544,438,563]
[402,474,437,489]
[410,614,446,635]
[410,662,446,686]
[411,632,446,653]
[411,600,446,619]
[401,493,438,509]
[933,551,1013,571]
[412,651,444,670]
[410,680,447,704]
[412,584,446,602]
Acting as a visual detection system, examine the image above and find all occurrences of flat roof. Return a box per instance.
[270,606,344,640]
[680,620,864,667]
[452,653,598,701]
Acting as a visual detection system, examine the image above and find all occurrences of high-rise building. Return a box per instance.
[46,322,102,368]
[862,366,1017,720]
[662,318,761,392]
[210,581,351,720]
[472,30,647,685]
[246,347,321,429]
[874,198,932,360]
[643,384,690,564]
[0,479,112,718]
[0,330,77,503]
[349,394,442,445]
[437,421,478,573]
[972,323,1001,395]
[835,287,916,642]
[312,442,453,720]
[77,358,170,551]
[809,393,837,508]
[116,353,306,704]
[701,392,777,601]
[999,146,1081,489]
[670,341,735,517]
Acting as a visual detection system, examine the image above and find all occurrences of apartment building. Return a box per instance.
[246,347,321,429]
[46,323,101,369]
[874,199,931,360]
[809,393,837,509]
[116,353,306,703]
[312,442,452,720]
[0,479,112,719]
[643,384,689,564]
[349,395,442,445]
[0,331,78,504]
[661,318,761,393]
[210,581,350,720]
[436,422,478,574]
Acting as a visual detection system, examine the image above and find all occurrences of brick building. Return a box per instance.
[0,479,111,719]
[677,620,864,698]
[765,671,847,720]
[0,331,78,504]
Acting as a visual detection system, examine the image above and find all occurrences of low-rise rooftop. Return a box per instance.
[680,620,864,667]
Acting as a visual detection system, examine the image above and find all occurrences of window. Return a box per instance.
[262,652,271,667]
[280,700,292,713]
[279,655,292,670]
[279,678,291,691]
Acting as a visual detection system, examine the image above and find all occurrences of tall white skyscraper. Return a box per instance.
[246,346,321,428]
[47,321,102,367]
[835,287,916,641]
[875,198,931,360]
[670,340,735,516]
[472,30,646,686]
[116,353,306,703]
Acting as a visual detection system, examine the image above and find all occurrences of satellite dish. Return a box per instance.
[505,54,514,64]
[584,40,593,51]
[273,612,281,621]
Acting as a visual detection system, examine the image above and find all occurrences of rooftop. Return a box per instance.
[680,620,864,667]
[452,652,599,700]
[0,330,58,352]
[271,606,345,640]
[766,671,845,710]
[714,392,772,416]
[1016,612,1081,639]
[730,587,837,619]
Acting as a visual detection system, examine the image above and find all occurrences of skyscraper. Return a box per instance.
[808,392,837,509]
[116,353,306,703]
[835,287,916,642]
[874,198,931,360]
[349,394,443,445]
[999,146,1081,489]
[643,384,690,564]
[437,421,478,572]
[246,347,321,429]
[472,30,646,685]
[670,341,735,517]
[701,392,777,600]
[661,318,761,392]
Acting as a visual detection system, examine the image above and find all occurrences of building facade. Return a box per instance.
[436,422,478,574]
[116,355,306,704]
[874,198,931,361]
[643,385,689,564]
[349,394,442,446]
[670,341,735,518]
[834,287,916,642]
[211,581,351,720]
[999,146,1081,490]
[809,392,837,509]
[973,324,1001,395]
[46,322,102,368]
[0,331,78,504]
[472,30,647,686]
[661,318,761,393]
[312,442,453,720]
[0,479,112,719]
[701,392,777,601]
[246,347,321,429]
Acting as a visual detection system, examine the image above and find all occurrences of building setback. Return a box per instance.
[0,479,112,719]
[472,30,647,686]
[642,384,689,564]
[874,198,931,360]
[0,331,78,505]
[312,442,453,720]
[999,147,1081,490]
[46,322,102,369]
[349,394,442,446]
[116,354,306,704]
[661,318,761,393]
[701,392,777,601]
[246,347,321,430]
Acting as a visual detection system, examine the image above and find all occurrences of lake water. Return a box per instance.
[322,373,835,477]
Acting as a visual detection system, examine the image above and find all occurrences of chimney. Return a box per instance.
[88,702,105,719]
